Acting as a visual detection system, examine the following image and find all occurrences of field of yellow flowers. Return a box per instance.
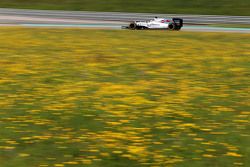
[0,28,249,167]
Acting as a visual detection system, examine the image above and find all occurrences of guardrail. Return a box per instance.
[0,8,250,25]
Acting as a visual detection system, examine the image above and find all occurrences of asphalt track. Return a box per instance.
[1,8,250,33]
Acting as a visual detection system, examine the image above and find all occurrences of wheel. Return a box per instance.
[129,23,137,30]
[168,23,176,30]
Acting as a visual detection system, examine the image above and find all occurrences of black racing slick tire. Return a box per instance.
[168,23,176,30]
[129,23,137,30]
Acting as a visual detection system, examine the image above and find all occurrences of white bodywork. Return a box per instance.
[124,17,183,30]
[135,18,172,29]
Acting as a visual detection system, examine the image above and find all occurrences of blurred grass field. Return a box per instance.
[0,28,250,167]
[0,0,250,16]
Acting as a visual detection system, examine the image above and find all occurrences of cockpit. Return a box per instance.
[153,17,171,23]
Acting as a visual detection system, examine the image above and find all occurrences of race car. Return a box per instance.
[122,17,183,30]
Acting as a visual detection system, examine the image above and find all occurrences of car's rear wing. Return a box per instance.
[173,18,183,28]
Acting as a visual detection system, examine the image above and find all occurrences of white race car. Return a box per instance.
[123,17,183,30]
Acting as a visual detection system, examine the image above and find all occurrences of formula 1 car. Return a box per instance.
[122,17,183,30]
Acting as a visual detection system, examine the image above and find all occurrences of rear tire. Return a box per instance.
[168,23,175,30]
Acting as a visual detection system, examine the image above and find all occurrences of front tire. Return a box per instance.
[129,23,137,30]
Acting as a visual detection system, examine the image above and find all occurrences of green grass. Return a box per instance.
[0,28,249,167]
[0,0,250,16]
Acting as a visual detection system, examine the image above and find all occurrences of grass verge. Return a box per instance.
[0,28,249,167]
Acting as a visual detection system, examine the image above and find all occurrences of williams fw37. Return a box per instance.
[122,17,183,30]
